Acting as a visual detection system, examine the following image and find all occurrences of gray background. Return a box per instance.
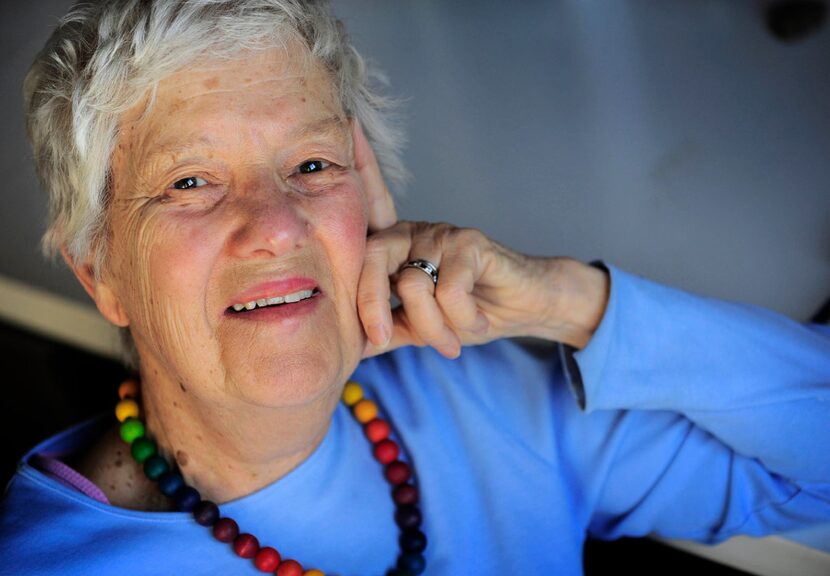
[1,0,828,554]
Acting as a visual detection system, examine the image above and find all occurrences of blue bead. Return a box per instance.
[143,455,169,481]
[157,471,184,496]
[399,529,427,553]
[397,553,425,575]
[193,500,220,526]
[174,485,201,512]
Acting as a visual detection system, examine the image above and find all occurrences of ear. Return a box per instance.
[351,118,397,233]
[61,247,130,327]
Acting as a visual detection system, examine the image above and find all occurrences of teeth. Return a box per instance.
[231,289,315,312]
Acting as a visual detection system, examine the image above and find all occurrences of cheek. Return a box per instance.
[112,208,221,356]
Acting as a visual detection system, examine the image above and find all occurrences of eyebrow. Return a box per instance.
[142,115,349,167]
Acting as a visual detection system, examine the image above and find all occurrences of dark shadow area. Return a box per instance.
[0,319,125,489]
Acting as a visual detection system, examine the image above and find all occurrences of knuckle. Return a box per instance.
[436,282,467,307]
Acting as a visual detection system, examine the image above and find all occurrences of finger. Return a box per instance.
[394,246,461,359]
[435,242,490,337]
[363,305,420,358]
[357,226,411,348]
[351,118,397,232]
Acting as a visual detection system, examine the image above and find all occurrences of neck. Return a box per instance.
[140,363,342,504]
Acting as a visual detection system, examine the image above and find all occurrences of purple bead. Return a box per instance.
[399,529,427,553]
[174,485,201,512]
[193,500,220,526]
[157,471,184,496]
[394,504,422,530]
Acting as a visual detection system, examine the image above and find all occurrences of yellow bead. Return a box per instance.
[304,571,325,576]
[115,398,140,422]
[353,399,378,423]
[341,381,364,406]
[118,378,139,400]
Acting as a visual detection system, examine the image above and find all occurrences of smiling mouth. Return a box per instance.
[227,288,321,314]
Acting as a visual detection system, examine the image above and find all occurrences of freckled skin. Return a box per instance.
[79,45,372,506]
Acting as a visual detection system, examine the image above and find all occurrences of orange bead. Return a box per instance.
[303,570,325,576]
[115,398,139,422]
[341,381,363,406]
[353,399,378,423]
[118,378,139,399]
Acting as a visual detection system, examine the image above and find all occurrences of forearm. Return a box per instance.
[572,265,830,484]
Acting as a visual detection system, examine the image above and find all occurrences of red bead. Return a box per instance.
[213,517,239,543]
[385,460,411,485]
[254,547,281,572]
[233,533,259,558]
[393,484,419,505]
[373,439,399,464]
[364,418,390,443]
[276,559,303,576]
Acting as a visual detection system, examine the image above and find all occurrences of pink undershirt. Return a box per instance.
[29,453,110,504]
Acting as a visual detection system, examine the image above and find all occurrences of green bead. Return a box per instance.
[131,437,157,463]
[119,418,145,444]
[143,455,169,480]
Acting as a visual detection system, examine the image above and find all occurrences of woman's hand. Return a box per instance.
[358,221,611,359]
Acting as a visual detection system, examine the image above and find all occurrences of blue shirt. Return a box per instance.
[2,265,829,574]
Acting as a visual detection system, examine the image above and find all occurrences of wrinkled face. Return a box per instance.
[102,46,369,408]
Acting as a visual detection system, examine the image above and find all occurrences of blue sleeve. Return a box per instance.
[561,264,830,543]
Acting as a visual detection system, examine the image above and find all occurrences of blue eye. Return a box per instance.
[298,160,330,174]
[173,176,207,189]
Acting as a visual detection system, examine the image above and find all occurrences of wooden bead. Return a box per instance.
[213,517,239,543]
[193,501,219,527]
[395,505,422,530]
[341,381,364,406]
[143,455,168,480]
[174,486,200,512]
[373,439,400,465]
[385,461,411,485]
[255,546,281,572]
[397,553,426,575]
[399,529,427,553]
[130,437,156,463]
[353,399,378,423]
[233,533,259,558]
[364,418,390,443]
[115,399,139,422]
[118,378,139,399]
[276,559,303,576]
[157,471,184,496]
[119,418,144,444]
[303,570,325,576]
[393,484,419,506]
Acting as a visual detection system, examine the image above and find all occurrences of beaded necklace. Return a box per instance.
[114,378,427,576]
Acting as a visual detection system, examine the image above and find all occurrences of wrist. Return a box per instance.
[536,258,610,348]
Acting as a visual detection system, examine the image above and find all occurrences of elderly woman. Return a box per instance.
[1,1,829,575]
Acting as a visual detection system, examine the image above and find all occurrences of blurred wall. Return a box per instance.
[1,0,828,558]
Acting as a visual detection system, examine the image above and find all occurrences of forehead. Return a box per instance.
[116,45,346,161]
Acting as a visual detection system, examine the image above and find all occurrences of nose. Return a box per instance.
[228,186,309,260]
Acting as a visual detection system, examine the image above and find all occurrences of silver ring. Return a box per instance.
[401,259,439,285]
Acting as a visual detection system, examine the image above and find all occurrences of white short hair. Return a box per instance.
[25,0,406,276]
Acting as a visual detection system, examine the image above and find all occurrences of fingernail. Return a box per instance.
[368,323,390,348]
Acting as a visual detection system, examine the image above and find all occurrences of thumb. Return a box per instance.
[361,307,421,359]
